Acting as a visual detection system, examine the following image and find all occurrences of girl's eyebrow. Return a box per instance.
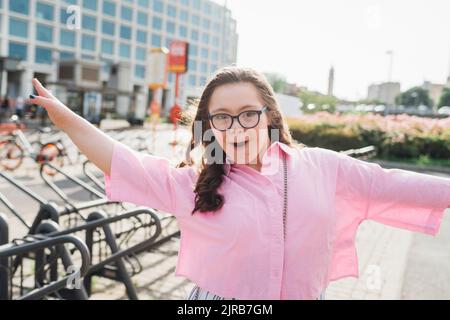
[212,104,261,114]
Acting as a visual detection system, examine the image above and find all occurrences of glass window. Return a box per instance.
[153,0,163,13]
[201,62,207,73]
[120,25,131,40]
[203,19,210,29]
[60,29,75,47]
[137,12,148,26]
[119,43,130,58]
[193,0,200,10]
[138,0,149,8]
[152,17,162,30]
[101,39,114,55]
[202,33,209,44]
[36,24,53,43]
[135,47,146,61]
[189,44,198,56]
[82,0,97,11]
[8,42,27,60]
[188,59,197,71]
[60,8,70,25]
[166,21,175,34]
[81,54,95,61]
[36,2,54,21]
[180,0,190,6]
[204,2,211,14]
[212,36,219,46]
[35,47,52,64]
[179,26,187,38]
[188,75,196,86]
[180,10,188,22]
[9,18,28,38]
[101,60,112,74]
[136,30,147,44]
[9,0,29,15]
[81,34,96,51]
[167,5,176,18]
[151,34,161,47]
[135,65,145,79]
[82,15,97,31]
[60,51,75,60]
[103,1,115,16]
[121,6,132,21]
[191,30,199,41]
[192,14,200,26]
[200,77,206,86]
[102,20,115,36]
[211,50,219,61]
[201,48,208,59]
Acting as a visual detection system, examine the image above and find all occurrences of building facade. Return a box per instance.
[367,82,401,106]
[0,0,238,121]
[422,80,450,110]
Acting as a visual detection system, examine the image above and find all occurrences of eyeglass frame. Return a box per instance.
[207,105,269,132]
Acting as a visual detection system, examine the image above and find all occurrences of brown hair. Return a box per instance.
[178,66,298,215]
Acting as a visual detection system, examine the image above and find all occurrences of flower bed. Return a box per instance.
[287,112,450,160]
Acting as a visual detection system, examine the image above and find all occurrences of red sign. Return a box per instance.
[168,40,189,74]
[169,104,182,125]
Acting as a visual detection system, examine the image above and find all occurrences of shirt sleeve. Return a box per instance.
[335,152,450,236]
[104,140,197,218]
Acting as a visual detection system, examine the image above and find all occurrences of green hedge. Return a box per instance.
[287,114,450,160]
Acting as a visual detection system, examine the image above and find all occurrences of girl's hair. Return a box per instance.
[178,66,299,215]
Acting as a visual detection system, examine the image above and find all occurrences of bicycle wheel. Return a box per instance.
[0,140,24,171]
[38,143,64,176]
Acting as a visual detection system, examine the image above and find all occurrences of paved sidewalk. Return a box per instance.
[326,207,449,300]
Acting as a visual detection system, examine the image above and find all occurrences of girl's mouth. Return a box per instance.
[231,139,249,148]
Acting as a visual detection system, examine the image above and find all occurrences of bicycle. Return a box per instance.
[0,115,64,174]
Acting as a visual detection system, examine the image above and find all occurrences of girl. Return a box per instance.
[29,67,450,300]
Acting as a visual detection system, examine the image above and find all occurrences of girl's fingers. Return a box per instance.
[29,94,53,107]
[32,78,54,99]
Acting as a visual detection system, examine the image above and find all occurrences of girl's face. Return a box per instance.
[208,82,270,168]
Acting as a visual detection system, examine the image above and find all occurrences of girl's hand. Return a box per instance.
[29,78,73,129]
[28,78,114,174]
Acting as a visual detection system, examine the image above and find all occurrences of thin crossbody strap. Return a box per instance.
[282,153,288,241]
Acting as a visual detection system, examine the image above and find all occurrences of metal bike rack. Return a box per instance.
[39,162,106,207]
[0,224,90,300]
[340,145,377,160]
[30,208,162,299]
[0,213,9,299]
[82,160,105,190]
[40,160,181,250]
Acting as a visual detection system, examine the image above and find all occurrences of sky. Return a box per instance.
[220,0,450,101]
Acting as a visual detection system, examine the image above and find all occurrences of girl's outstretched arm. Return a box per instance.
[28,78,114,175]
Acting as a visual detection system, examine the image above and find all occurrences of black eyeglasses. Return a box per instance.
[208,106,268,131]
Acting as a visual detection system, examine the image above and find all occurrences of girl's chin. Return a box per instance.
[226,152,258,165]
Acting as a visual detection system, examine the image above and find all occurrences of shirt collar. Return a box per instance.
[223,141,295,177]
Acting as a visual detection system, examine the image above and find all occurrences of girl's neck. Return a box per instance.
[245,162,262,172]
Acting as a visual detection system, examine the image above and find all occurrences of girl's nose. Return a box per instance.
[230,118,244,131]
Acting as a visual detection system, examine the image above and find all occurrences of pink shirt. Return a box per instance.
[104,139,450,300]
